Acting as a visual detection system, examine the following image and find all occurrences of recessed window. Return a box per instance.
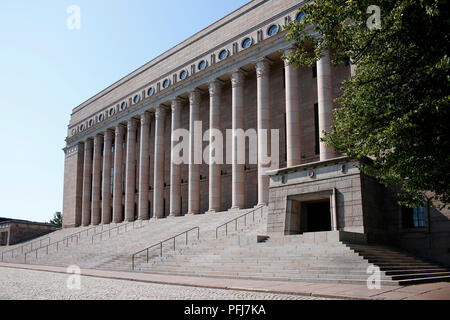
[89,119,94,127]
[242,37,253,49]
[80,124,85,132]
[296,12,306,22]
[72,129,76,135]
[121,101,127,110]
[163,79,170,89]
[267,24,279,37]
[99,114,104,122]
[179,70,187,80]
[147,87,155,96]
[219,49,229,60]
[109,108,115,116]
[198,60,207,71]
[134,95,140,104]
[402,205,426,228]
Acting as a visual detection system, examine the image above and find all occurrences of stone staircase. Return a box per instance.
[20,209,256,269]
[345,243,450,285]
[3,206,449,287]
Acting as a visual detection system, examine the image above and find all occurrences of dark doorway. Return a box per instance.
[0,231,8,246]
[306,201,331,232]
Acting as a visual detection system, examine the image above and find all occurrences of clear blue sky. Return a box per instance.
[0,0,249,223]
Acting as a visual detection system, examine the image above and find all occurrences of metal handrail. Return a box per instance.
[1,237,51,262]
[215,206,264,239]
[131,227,200,270]
[91,219,147,244]
[65,224,105,242]
[24,234,80,264]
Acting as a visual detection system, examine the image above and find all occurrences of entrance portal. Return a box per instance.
[305,200,331,232]
[285,190,336,235]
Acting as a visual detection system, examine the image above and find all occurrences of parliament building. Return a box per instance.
[62,0,450,267]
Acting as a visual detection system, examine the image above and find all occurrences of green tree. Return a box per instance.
[284,0,449,208]
[50,212,62,228]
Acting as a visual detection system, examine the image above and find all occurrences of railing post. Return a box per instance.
[245,215,247,226]
[57,242,59,252]
[197,228,200,240]
[132,255,135,271]
[160,243,163,257]
[146,249,149,263]
[174,237,176,251]
[186,232,188,245]
[226,224,228,236]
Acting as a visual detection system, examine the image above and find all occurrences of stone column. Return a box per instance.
[153,106,166,219]
[91,134,103,225]
[101,130,113,224]
[81,139,93,226]
[317,50,335,161]
[188,89,202,215]
[169,98,182,217]
[256,58,271,206]
[284,48,302,167]
[113,125,125,223]
[138,112,151,220]
[125,118,138,222]
[208,80,222,213]
[231,69,246,210]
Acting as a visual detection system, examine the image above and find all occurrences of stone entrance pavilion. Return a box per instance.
[62,0,450,267]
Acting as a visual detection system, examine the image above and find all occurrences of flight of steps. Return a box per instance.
[20,209,256,269]
[133,225,450,286]
[345,243,450,285]
[0,224,108,263]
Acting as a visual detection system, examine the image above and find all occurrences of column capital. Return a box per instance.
[140,112,151,126]
[127,118,138,130]
[171,97,184,113]
[93,133,103,145]
[85,138,93,147]
[189,89,202,105]
[282,45,297,67]
[231,69,246,88]
[104,130,114,141]
[155,105,167,120]
[115,124,126,137]
[255,58,272,78]
[208,79,224,96]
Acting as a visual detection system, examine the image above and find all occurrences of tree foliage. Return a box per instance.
[284,0,449,208]
[50,212,62,228]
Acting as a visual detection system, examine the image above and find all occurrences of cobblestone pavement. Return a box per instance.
[0,267,331,300]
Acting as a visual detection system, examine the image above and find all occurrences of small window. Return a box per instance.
[267,24,279,37]
[89,119,94,127]
[242,37,252,49]
[109,108,115,116]
[179,70,187,80]
[99,114,104,122]
[296,12,306,22]
[402,205,426,229]
[147,87,155,96]
[72,129,76,135]
[134,95,140,104]
[314,103,320,155]
[163,79,170,89]
[80,124,85,132]
[218,49,229,60]
[121,101,127,110]
[198,60,207,71]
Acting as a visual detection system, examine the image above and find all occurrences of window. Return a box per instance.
[109,108,115,116]
[80,124,85,132]
[402,205,426,228]
[99,114,104,122]
[179,70,187,80]
[242,37,252,49]
[267,24,279,37]
[134,95,140,104]
[198,60,207,71]
[219,49,229,60]
[162,79,170,89]
[296,12,306,22]
[147,87,155,96]
[314,103,320,155]
[89,119,94,127]
[121,101,127,110]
